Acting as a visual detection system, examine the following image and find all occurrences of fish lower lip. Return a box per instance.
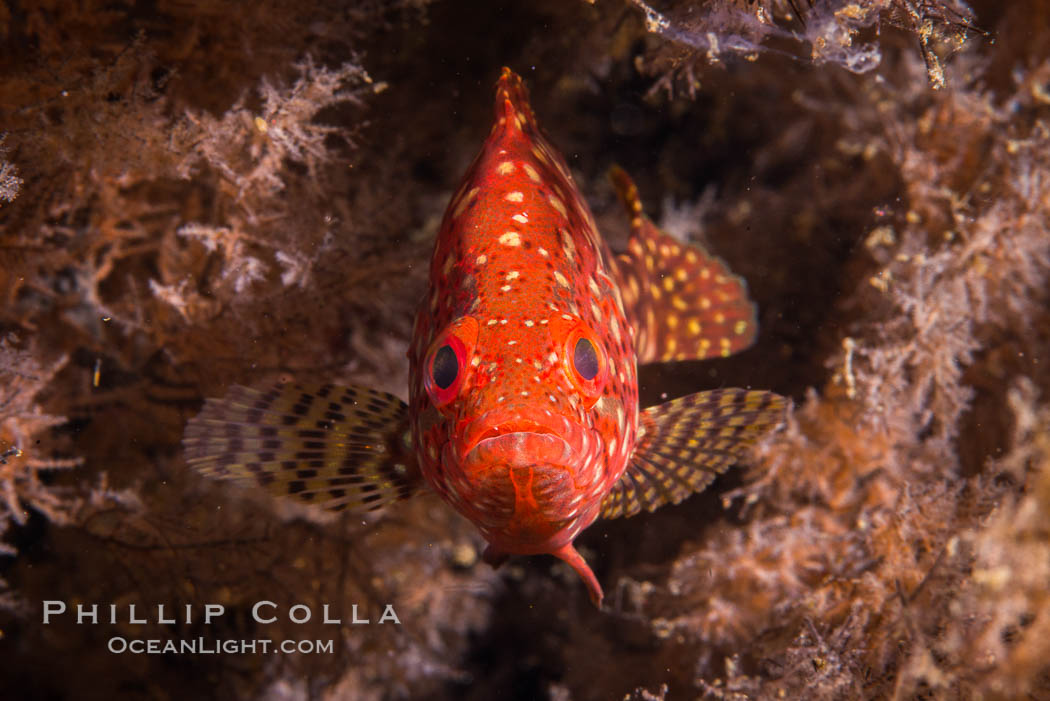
[475,430,553,446]
[464,414,562,454]
[475,425,554,444]
[465,432,573,468]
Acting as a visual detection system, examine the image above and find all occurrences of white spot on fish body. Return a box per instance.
[548,195,567,219]
[497,161,515,175]
[506,271,520,280]
[559,229,576,261]
[610,316,622,346]
[505,191,524,203]
[452,187,479,219]
[522,163,541,182]
[476,254,488,265]
[512,213,528,224]
[499,231,521,247]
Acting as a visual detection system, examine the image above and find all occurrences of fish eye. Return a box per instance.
[552,317,607,407]
[573,338,599,380]
[432,344,459,389]
[422,316,479,409]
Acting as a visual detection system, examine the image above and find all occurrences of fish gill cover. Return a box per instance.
[0,1,1048,700]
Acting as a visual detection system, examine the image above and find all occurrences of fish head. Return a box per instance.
[413,308,628,548]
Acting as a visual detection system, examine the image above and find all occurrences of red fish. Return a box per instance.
[183,68,785,607]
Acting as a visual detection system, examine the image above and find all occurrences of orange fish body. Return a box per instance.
[184,69,785,607]
[407,71,638,598]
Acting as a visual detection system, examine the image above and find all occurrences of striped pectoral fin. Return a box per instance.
[600,389,787,519]
[183,383,422,513]
[609,166,758,365]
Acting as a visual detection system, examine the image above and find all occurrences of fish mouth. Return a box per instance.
[471,418,555,446]
[447,409,602,540]
[460,409,579,469]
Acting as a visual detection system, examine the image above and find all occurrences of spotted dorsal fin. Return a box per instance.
[495,66,539,132]
[600,389,786,519]
[183,383,422,513]
[609,166,758,364]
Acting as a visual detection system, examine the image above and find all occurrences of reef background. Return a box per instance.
[2,0,1049,699]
